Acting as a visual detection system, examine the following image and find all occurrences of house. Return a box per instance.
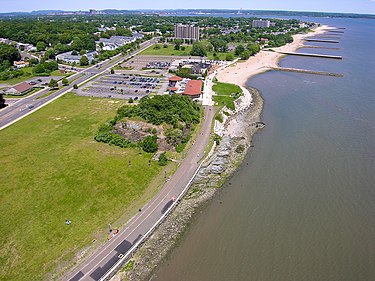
[13,61,29,68]
[168,76,183,87]
[98,33,144,51]
[4,82,33,96]
[183,80,203,99]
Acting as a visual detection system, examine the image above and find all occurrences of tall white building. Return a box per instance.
[174,24,200,41]
[252,20,271,28]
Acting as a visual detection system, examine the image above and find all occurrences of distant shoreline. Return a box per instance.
[216,24,330,87]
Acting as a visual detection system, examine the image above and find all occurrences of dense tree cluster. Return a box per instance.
[116,94,201,126]
[0,43,21,65]
[95,94,201,153]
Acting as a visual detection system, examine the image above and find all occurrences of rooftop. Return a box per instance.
[13,82,33,93]
[183,80,203,96]
[168,75,183,82]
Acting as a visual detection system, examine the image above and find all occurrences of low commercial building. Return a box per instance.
[56,51,97,64]
[98,33,144,51]
[183,80,203,99]
[252,19,271,28]
[3,82,33,96]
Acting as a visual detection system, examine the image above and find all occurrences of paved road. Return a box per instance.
[65,106,214,281]
[0,39,156,130]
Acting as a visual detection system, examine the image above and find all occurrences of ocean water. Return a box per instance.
[152,17,375,281]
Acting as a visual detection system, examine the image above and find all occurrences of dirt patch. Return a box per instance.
[114,120,173,151]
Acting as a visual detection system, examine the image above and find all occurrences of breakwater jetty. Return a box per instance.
[271,67,343,77]
[278,52,342,60]
[305,39,340,43]
[311,36,341,40]
[302,45,341,51]
[327,30,345,34]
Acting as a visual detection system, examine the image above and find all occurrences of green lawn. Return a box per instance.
[206,51,234,61]
[0,67,69,86]
[212,82,243,110]
[0,93,165,281]
[139,44,193,56]
[138,44,234,61]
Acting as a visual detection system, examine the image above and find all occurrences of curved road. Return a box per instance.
[65,106,214,281]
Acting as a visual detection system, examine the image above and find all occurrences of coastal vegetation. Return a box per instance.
[0,93,168,280]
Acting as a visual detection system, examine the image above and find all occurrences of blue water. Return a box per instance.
[152,17,375,281]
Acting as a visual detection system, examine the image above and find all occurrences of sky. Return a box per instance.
[1,0,375,14]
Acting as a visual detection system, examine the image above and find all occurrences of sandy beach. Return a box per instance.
[217,25,329,86]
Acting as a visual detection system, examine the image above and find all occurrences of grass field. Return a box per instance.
[0,67,69,86]
[139,44,193,56]
[213,82,243,110]
[139,44,235,62]
[0,93,167,281]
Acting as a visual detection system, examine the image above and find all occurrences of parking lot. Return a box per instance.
[120,55,199,73]
[78,73,168,100]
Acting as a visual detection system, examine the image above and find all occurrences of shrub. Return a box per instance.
[140,135,158,153]
[62,78,69,86]
[215,113,223,123]
[158,152,169,166]
[214,134,222,145]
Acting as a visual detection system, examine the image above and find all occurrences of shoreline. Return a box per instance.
[217,24,329,86]
[112,25,329,281]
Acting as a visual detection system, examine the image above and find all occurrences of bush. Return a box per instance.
[62,78,69,86]
[214,134,222,145]
[48,79,58,88]
[215,113,223,123]
[140,135,158,153]
[128,98,134,103]
[158,152,169,166]
[73,84,78,89]
[225,53,235,61]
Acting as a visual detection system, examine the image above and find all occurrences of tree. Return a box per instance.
[140,135,158,153]
[48,79,58,88]
[241,50,251,60]
[190,42,207,57]
[110,68,115,74]
[80,55,89,66]
[158,152,169,166]
[36,41,46,52]
[247,43,260,56]
[33,64,46,74]
[174,43,181,50]
[234,44,245,56]
[62,78,69,86]
[0,94,7,109]
[0,43,21,64]
[225,53,235,61]
[73,84,78,89]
